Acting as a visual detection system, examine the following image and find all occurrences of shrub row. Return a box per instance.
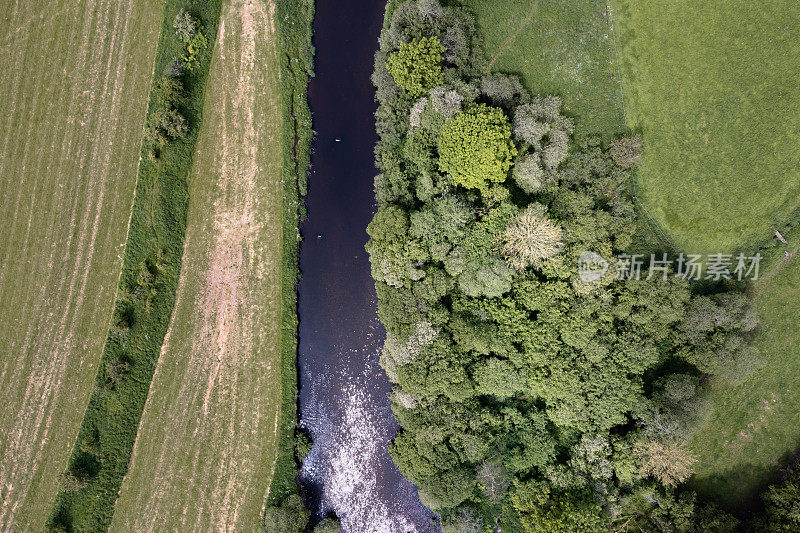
[46,2,222,531]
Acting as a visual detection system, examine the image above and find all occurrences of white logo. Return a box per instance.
[578,251,609,282]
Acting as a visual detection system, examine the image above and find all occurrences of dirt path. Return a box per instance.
[0,0,161,529]
[110,1,285,530]
[485,0,539,73]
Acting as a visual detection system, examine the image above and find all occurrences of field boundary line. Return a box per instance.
[605,1,680,253]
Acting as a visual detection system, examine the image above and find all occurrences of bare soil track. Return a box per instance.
[0,0,161,529]
[110,1,285,530]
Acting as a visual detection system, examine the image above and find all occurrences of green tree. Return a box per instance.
[261,495,309,533]
[437,104,517,193]
[152,76,184,106]
[146,108,188,146]
[173,9,197,42]
[314,517,341,533]
[386,36,445,97]
[511,482,607,533]
[761,468,800,531]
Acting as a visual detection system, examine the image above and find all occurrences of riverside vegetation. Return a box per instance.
[364,1,800,531]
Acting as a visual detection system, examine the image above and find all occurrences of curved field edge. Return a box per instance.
[608,0,800,511]
[609,0,800,256]
[108,1,297,529]
[0,0,162,529]
[46,1,223,531]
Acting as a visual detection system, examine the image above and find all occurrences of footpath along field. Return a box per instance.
[458,0,624,140]
[110,0,288,530]
[0,0,161,528]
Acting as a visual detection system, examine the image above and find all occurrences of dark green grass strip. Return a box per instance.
[46,1,222,531]
[261,0,315,513]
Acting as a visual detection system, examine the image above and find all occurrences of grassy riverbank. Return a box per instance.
[47,2,222,530]
[260,0,315,529]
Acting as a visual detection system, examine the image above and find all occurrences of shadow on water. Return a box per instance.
[297,1,439,531]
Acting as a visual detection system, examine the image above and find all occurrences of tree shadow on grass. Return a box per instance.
[691,444,800,519]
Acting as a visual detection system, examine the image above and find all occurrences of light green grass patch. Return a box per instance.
[611,0,800,254]
[458,0,625,140]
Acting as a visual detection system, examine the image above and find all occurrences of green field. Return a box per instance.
[611,0,800,255]
[609,0,800,510]
[0,0,161,529]
[110,1,288,529]
[457,0,624,140]
[47,1,222,530]
[690,235,800,508]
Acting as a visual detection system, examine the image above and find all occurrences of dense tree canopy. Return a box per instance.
[369,1,759,530]
[437,104,516,193]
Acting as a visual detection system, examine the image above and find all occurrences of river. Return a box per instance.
[296,1,439,531]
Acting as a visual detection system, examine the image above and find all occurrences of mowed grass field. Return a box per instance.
[458,0,624,140]
[110,0,286,530]
[609,0,800,510]
[610,0,800,254]
[0,0,161,528]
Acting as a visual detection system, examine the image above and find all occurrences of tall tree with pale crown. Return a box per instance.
[500,204,563,270]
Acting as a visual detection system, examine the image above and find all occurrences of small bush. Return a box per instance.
[103,357,132,390]
[173,9,197,42]
[609,135,643,168]
[59,471,88,492]
[164,57,185,78]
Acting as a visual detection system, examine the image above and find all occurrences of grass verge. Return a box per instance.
[46,1,222,530]
[260,0,315,519]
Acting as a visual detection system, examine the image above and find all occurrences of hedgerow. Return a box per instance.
[46,2,222,531]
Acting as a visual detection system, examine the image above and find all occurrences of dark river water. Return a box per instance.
[297,1,439,531]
